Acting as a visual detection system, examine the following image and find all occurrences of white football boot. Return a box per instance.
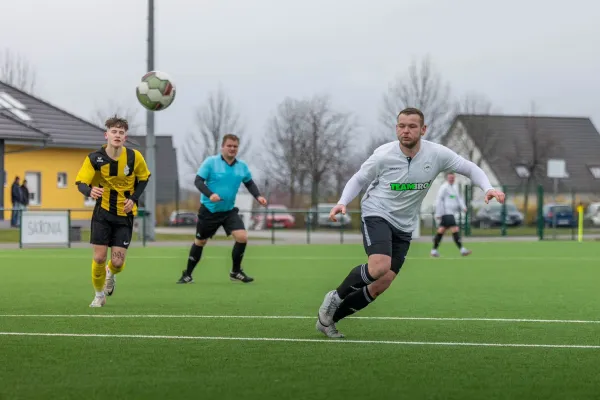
[316,319,345,338]
[104,266,116,296]
[318,290,342,327]
[89,295,106,308]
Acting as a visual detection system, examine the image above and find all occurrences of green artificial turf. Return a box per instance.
[1,241,599,399]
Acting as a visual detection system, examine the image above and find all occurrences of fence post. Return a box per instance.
[537,185,544,240]
[501,185,508,236]
[464,185,471,237]
[18,208,22,249]
[305,211,310,244]
[339,214,344,244]
[142,210,147,247]
[270,210,275,244]
[571,189,576,241]
[67,210,72,248]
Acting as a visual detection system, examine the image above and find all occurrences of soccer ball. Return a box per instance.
[136,70,176,111]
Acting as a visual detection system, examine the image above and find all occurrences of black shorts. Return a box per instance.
[195,205,245,240]
[360,216,411,273]
[90,207,134,249]
[439,214,458,228]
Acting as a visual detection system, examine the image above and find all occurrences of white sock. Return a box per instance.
[95,291,104,297]
[460,247,467,253]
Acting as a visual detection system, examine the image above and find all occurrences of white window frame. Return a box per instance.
[24,171,41,206]
[57,172,68,188]
[0,92,32,121]
[514,165,530,179]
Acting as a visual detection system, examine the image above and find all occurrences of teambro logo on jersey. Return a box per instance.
[124,165,130,176]
[389,180,432,191]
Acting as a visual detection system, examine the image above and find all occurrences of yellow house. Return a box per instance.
[0,80,136,222]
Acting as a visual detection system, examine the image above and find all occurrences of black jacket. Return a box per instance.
[11,183,22,204]
[20,185,29,206]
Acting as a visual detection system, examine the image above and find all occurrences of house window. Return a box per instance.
[514,165,530,178]
[57,172,67,188]
[24,172,41,206]
[589,166,600,179]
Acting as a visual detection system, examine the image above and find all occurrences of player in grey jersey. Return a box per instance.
[431,172,471,257]
[315,107,505,338]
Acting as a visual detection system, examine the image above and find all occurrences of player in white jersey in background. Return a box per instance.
[315,107,505,338]
[431,172,471,257]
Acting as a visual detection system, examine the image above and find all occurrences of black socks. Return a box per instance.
[186,244,204,275]
[433,233,443,249]
[452,232,462,249]
[333,287,375,322]
[232,242,247,272]
[335,264,375,300]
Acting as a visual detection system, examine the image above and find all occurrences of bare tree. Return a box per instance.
[510,102,559,221]
[264,95,355,211]
[91,100,142,134]
[0,49,37,93]
[447,92,499,167]
[380,56,452,143]
[329,131,359,199]
[263,97,310,208]
[181,86,245,176]
[304,95,354,209]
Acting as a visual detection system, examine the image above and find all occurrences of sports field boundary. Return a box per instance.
[0,253,598,262]
[1,331,599,349]
[2,314,600,324]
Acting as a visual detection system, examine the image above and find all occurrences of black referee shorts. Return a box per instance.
[195,205,245,240]
[90,207,134,249]
[360,216,411,274]
[439,214,458,228]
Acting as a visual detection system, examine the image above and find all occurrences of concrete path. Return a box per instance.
[0,227,597,250]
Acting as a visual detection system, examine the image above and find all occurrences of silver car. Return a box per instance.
[305,203,353,228]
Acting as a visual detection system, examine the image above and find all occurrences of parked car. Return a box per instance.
[252,204,295,229]
[542,204,576,228]
[472,203,524,228]
[168,210,198,226]
[584,202,600,227]
[305,203,353,228]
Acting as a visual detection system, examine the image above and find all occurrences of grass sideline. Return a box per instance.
[0,228,269,243]
[1,241,600,399]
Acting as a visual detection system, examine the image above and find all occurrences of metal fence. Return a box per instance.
[2,189,599,248]
[451,184,600,241]
[0,207,152,248]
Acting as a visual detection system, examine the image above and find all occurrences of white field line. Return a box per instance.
[0,254,595,261]
[0,331,598,349]
[1,314,600,324]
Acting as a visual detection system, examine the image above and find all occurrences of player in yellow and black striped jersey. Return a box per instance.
[75,115,151,308]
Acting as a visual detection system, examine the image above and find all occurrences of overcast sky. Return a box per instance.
[2,0,599,182]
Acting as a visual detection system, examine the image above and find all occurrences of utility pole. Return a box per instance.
[144,0,157,240]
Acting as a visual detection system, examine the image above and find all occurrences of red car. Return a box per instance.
[252,204,295,229]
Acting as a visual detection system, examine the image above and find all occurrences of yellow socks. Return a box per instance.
[91,260,106,294]
[107,260,126,275]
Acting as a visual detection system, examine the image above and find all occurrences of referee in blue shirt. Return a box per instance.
[177,134,267,284]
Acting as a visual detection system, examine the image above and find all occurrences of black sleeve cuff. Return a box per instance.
[130,180,149,202]
[195,175,214,197]
[243,179,261,199]
[76,182,92,197]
